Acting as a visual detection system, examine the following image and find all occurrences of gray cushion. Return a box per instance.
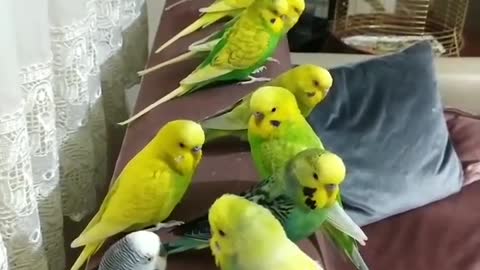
[307,42,464,226]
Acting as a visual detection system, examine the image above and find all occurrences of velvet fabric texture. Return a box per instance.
[308,42,464,226]
[445,109,480,186]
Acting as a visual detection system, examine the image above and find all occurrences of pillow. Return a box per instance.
[444,109,480,186]
[307,42,464,226]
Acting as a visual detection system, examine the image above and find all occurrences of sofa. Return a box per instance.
[84,0,480,269]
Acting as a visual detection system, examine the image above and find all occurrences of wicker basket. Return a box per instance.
[332,0,470,56]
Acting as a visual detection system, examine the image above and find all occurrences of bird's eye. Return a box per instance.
[270,18,276,24]
[313,173,319,180]
[219,229,226,237]
[179,142,185,148]
[294,7,300,13]
[313,80,320,87]
[271,107,277,112]
[147,257,153,262]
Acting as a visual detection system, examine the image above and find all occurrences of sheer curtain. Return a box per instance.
[0,0,148,269]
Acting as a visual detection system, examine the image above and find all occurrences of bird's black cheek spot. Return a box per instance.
[303,187,316,197]
[215,241,221,250]
[270,120,281,127]
[270,18,276,24]
[305,198,317,209]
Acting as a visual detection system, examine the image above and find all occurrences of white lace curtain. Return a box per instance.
[0,0,148,269]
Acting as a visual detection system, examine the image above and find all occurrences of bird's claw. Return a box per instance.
[267,57,280,64]
[146,220,185,232]
[252,66,267,75]
[238,76,271,85]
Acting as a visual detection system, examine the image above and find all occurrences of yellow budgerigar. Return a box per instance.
[119,0,293,126]
[154,0,254,55]
[69,119,205,270]
[208,194,324,270]
[200,64,333,142]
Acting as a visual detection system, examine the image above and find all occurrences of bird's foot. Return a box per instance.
[252,65,267,75]
[267,57,280,64]
[238,76,271,85]
[146,220,185,232]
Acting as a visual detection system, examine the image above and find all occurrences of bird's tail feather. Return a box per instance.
[154,12,228,54]
[326,202,367,245]
[118,85,191,125]
[322,223,369,270]
[164,238,209,255]
[204,128,248,143]
[70,241,105,270]
[137,51,200,76]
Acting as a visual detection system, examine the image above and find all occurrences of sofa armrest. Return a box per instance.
[291,53,480,115]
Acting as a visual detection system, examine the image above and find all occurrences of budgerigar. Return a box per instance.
[208,194,324,270]
[119,0,294,125]
[246,86,324,179]
[140,0,305,76]
[162,148,369,270]
[69,120,205,270]
[200,65,333,142]
[154,0,254,55]
[98,230,167,270]
[247,86,370,270]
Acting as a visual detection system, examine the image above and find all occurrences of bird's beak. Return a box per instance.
[159,244,167,257]
[325,184,338,197]
[253,112,265,126]
[192,145,202,155]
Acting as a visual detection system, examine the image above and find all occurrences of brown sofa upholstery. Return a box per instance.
[84,0,480,269]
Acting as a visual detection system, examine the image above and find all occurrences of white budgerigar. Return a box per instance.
[98,230,167,270]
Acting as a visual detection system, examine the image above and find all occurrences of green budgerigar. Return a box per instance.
[119,0,294,126]
[247,86,324,179]
[139,0,305,76]
[200,65,333,143]
[208,194,324,270]
[162,148,368,270]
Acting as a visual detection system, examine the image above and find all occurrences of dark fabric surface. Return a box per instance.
[307,42,464,226]
[445,109,480,185]
[85,0,327,269]
[323,181,480,270]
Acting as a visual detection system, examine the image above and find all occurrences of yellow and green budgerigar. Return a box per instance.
[247,86,324,178]
[161,148,367,270]
[69,119,205,270]
[119,0,298,126]
[208,194,324,270]
[200,64,333,142]
[140,0,305,76]
[154,0,254,55]
[247,86,370,270]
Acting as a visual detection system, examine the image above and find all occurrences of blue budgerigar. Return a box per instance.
[98,230,167,270]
